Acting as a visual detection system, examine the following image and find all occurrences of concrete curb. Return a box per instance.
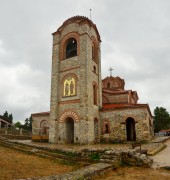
[147,143,167,156]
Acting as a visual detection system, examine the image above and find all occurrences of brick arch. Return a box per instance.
[40,120,49,135]
[40,120,49,128]
[102,119,111,134]
[59,110,80,123]
[60,32,80,60]
[92,81,98,88]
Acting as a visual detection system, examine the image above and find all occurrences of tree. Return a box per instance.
[14,121,22,129]
[154,107,170,133]
[1,111,13,124]
[23,116,32,131]
[3,111,9,121]
[8,114,13,124]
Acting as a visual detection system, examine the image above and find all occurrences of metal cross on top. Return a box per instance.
[108,67,114,77]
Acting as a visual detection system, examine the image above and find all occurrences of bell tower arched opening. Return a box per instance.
[66,38,77,59]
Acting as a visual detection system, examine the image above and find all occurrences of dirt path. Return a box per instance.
[152,139,170,168]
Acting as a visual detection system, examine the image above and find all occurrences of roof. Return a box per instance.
[102,76,125,83]
[101,103,153,117]
[52,15,101,41]
[31,111,50,117]
[0,117,11,124]
[159,129,170,132]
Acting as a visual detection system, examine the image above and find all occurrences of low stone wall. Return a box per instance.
[2,135,31,140]
[80,148,153,167]
[18,163,113,180]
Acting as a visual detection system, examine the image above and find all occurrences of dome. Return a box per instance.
[53,15,101,41]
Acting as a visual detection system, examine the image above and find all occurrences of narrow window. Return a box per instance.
[66,38,77,59]
[107,83,110,88]
[105,124,109,133]
[93,84,97,105]
[92,44,95,60]
[93,66,96,73]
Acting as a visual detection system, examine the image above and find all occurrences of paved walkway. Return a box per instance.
[8,137,167,153]
[9,140,131,151]
[152,139,170,168]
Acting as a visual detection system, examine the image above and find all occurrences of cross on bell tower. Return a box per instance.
[108,67,114,77]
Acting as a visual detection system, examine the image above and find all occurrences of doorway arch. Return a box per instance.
[126,117,136,141]
[65,117,74,144]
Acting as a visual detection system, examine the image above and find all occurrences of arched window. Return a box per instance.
[92,42,95,60]
[105,124,109,133]
[93,66,96,73]
[107,83,110,88]
[62,73,78,97]
[102,120,110,134]
[93,84,97,105]
[66,38,77,59]
[40,120,49,135]
[91,37,98,64]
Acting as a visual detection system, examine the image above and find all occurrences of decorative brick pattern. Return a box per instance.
[59,110,79,123]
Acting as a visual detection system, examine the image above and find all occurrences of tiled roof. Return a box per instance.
[101,103,153,117]
[31,111,50,117]
[0,117,11,124]
[102,89,130,94]
[102,103,147,109]
[53,16,101,41]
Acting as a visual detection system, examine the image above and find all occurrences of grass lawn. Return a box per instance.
[0,144,76,180]
[95,166,170,180]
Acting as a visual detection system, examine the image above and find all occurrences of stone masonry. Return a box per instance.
[31,16,154,144]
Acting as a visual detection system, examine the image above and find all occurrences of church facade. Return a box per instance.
[32,16,154,144]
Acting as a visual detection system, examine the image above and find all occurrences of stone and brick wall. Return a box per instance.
[49,16,102,144]
[100,107,153,142]
[31,16,154,144]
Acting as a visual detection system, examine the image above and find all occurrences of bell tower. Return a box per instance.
[49,16,102,144]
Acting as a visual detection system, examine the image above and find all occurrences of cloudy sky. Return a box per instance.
[0,0,170,123]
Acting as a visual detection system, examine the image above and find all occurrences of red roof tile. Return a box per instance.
[102,103,148,109]
[31,111,50,117]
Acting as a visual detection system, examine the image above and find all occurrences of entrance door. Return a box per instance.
[126,118,136,141]
[65,118,74,144]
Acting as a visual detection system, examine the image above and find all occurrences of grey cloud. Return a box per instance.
[0,0,170,122]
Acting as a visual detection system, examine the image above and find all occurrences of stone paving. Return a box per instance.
[8,138,166,156]
[10,140,131,151]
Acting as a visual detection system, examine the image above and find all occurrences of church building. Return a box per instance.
[32,16,154,144]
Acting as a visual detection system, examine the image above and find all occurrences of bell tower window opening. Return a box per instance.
[66,38,77,59]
